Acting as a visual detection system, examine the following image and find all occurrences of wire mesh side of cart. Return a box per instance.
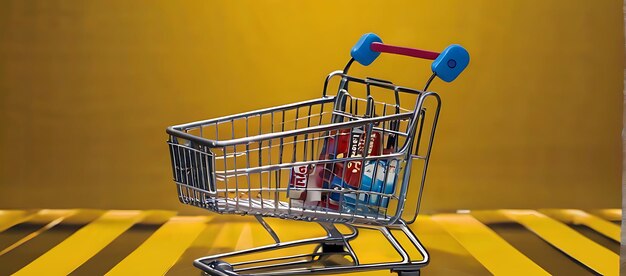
[167,71,441,225]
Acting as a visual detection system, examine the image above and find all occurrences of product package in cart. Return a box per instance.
[287,128,351,207]
[288,122,398,213]
[329,159,399,214]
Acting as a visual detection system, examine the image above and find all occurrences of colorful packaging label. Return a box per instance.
[361,159,398,208]
[288,126,395,213]
[288,164,313,200]
[288,129,351,205]
[327,159,399,213]
[337,129,382,189]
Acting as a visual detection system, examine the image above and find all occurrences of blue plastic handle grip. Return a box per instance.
[350,33,383,66]
[431,44,470,82]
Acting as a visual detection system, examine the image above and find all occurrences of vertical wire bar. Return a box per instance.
[278,110,286,214]
[182,130,193,188]
[268,112,275,211]
[214,122,219,183]
[170,143,181,202]
[393,88,402,151]
[336,127,352,217]
[353,122,373,220]
[233,144,240,210]
[258,140,264,210]
[414,109,426,156]
[181,141,191,189]
[318,101,332,211]
[223,146,229,210]
[379,157,394,221]
[307,106,317,211]
[174,143,185,203]
[245,115,252,210]
[169,141,177,181]
[258,114,264,210]
[194,147,202,192]
[383,156,396,220]
[231,119,239,210]
[303,105,311,163]
[311,104,320,157]
[353,95,375,218]
[336,96,355,213]
[203,147,212,193]
[376,104,390,219]
[198,127,205,193]
[199,148,207,192]
[366,95,378,217]
[369,148,381,220]
[291,107,300,164]
[319,101,326,126]
[329,125,343,211]
[184,143,194,204]
[194,150,201,203]
[289,108,299,216]
[382,103,388,151]
[410,95,441,223]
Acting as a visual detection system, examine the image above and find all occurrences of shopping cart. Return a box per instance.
[166,33,469,275]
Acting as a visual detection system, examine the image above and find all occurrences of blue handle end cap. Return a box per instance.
[351,33,382,66]
[431,44,470,82]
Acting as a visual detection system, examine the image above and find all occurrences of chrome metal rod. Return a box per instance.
[255,215,280,244]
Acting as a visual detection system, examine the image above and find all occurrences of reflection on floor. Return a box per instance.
[0,209,619,275]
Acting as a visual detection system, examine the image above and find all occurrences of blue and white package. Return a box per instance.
[328,160,399,212]
[328,176,352,207]
[361,160,398,208]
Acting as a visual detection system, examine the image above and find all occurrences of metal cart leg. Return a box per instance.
[194,216,359,275]
[194,218,428,275]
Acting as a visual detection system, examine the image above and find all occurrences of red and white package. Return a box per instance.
[288,164,313,200]
[289,164,334,203]
[335,128,382,189]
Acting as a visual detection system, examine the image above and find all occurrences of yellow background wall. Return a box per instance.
[0,0,622,213]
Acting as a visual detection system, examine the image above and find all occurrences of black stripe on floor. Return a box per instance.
[566,224,619,254]
[69,218,169,275]
[0,212,101,275]
[485,222,597,276]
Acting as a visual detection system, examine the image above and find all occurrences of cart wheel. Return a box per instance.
[321,243,345,253]
[397,270,420,276]
[208,260,234,273]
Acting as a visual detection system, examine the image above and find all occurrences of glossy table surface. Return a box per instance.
[0,209,619,275]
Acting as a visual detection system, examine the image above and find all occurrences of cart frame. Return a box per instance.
[165,33,469,275]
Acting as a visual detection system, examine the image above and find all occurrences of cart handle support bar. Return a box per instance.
[370,42,440,60]
[351,33,470,82]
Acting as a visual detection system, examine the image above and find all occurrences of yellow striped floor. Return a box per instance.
[0,209,619,275]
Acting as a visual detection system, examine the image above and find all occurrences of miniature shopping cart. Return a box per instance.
[166,33,469,275]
